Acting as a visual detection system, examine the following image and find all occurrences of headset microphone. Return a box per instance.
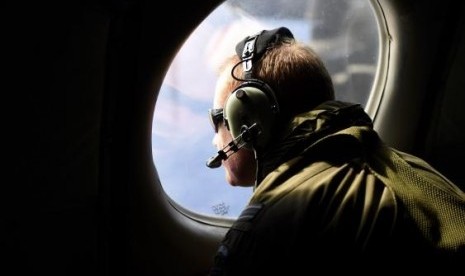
[206,151,226,169]
[206,123,261,168]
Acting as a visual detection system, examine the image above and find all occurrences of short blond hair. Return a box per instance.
[218,39,334,120]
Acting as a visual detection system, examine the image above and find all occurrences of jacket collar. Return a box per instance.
[255,100,373,185]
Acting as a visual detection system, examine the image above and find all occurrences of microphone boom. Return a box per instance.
[205,123,260,169]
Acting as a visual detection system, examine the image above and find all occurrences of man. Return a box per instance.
[206,27,465,274]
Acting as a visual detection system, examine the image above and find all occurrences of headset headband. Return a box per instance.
[235,27,294,79]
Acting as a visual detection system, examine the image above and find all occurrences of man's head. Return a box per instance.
[211,58,258,186]
[210,27,335,187]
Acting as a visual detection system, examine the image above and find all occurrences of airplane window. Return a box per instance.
[152,0,380,219]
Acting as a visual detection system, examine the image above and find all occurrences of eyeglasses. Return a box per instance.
[208,108,224,133]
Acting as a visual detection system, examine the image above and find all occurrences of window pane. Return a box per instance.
[152,0,380,218]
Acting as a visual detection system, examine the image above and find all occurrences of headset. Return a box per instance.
[223,80,278,150]
[225,27,294,148]
[206,27,294,168]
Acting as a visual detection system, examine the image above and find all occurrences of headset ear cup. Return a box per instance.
[224,84,278,149]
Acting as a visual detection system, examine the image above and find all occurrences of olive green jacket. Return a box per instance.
[211,101,465,275]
